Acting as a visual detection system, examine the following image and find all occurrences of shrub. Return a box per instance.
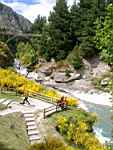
[67,46,83,70]
[56,115,106,150]
[0,69,79,106]
[65,69,71,78]
[66,97,79,106]
[28,136,67,150]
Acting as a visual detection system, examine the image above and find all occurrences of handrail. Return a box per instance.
[43,105,60,119]
[0,87,60,104]
[26,89,60,103]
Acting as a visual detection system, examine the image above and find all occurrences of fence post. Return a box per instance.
[16,90,18,96]
[44,109,45,119]
[56,105,57,112]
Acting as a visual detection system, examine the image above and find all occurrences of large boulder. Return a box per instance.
[38,62,56,76]
[54,72,67,83]
[65,73,81,83]
[39,67,53,76]
[54,72,81,83]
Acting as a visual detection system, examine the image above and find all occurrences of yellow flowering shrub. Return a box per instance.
[66,97,79,106]
[0,69,79,106]
[56,115,107,150]
[44,89,61,102]
[0,69,44,94]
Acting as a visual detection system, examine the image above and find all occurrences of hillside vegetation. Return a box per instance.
[0,113,29,150]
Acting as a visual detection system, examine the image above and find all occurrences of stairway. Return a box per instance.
[23,111,42,144]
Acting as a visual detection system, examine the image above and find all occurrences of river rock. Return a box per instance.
[38,66,52,76]
[54,72,67,83]
[65,73,81,83]
[54,72,81,83]
[101,78,110,86]
[38,61,56,76]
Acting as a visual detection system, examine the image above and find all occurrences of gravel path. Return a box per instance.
[0,97,54,116]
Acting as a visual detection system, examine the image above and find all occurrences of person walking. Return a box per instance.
[20,96,30,105]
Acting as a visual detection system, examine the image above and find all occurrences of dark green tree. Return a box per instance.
[47,0,75,61]
[70,0,106,58]
[0,41,13,68]
[70,1,80,44]
[31,15,46,34]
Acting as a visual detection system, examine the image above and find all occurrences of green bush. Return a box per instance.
[72,56,83,70]
[67,46,83,70]
[65,69,71,78]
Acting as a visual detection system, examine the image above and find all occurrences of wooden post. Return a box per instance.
[44,109,45,119]
[16,90,17,96]
[56,105,57,112]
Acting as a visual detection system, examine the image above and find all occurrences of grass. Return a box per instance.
[0,91,23,102]
[0,112,29,150]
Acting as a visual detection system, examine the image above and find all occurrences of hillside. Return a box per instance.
[0,2,32,33]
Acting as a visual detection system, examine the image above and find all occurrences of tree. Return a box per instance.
[96,4,113,68]
[67,46,83,69]
[16,42,37,67]
[70,0,106,58]
[47,0,74,61]
[0,41,13,67]
[31,15,46,34]
[70,1,81,44]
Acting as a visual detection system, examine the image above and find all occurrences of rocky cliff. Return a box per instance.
[0,2,32,33]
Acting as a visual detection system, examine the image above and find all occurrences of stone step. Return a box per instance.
[27,125,37,130]
[25,117,35,122]
[26,122,36,126]
[28,130,39,136]
[24,113,34,117]
[29,134,41,142]
[31,139,41,144]
[22,111,34,114]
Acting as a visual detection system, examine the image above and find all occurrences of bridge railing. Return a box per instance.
[43,105,61,119]
[0,87,60,104]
